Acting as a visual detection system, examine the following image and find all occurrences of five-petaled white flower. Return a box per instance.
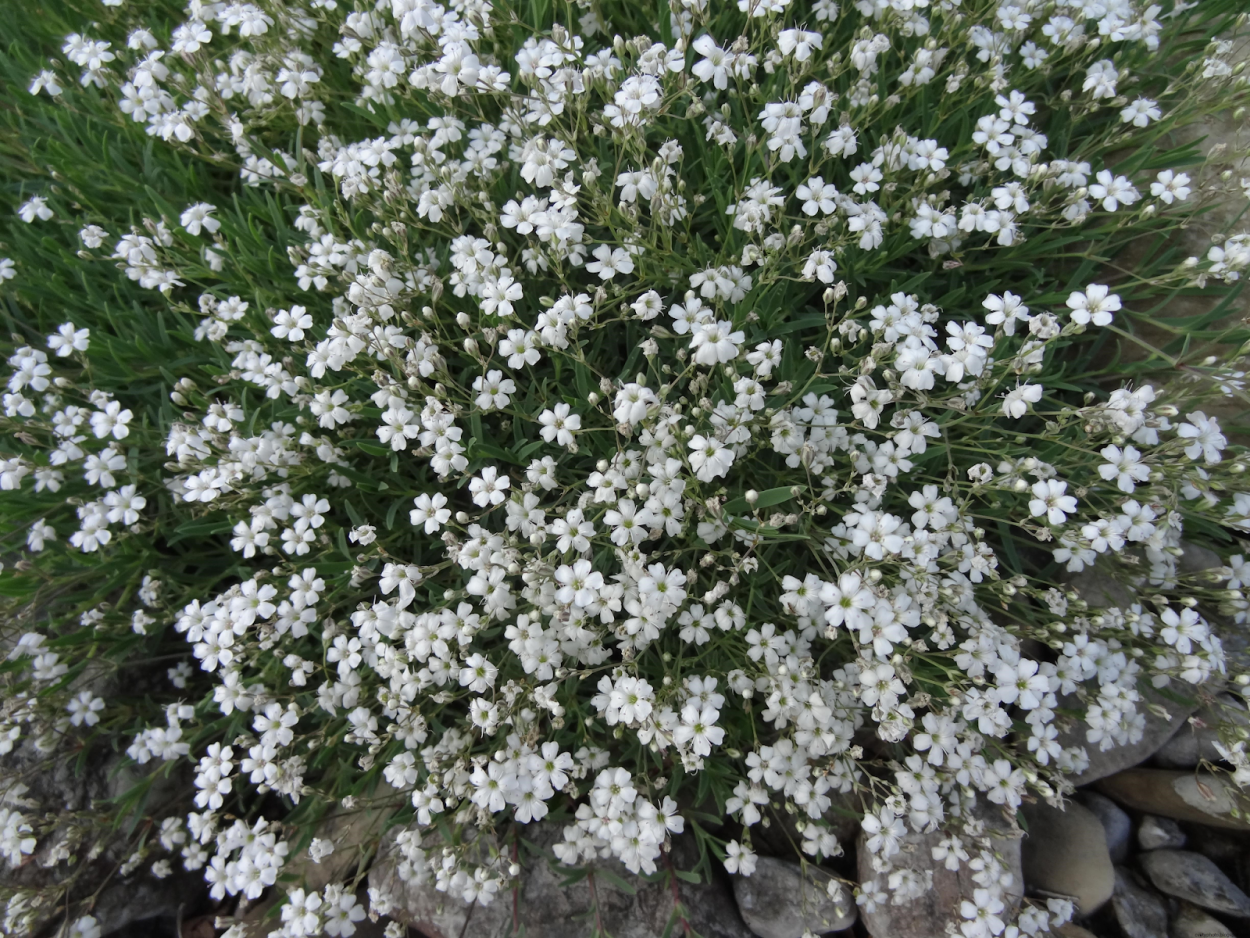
[468,466,510,507]
[1028,479,1078,525]
[410,492,451,533]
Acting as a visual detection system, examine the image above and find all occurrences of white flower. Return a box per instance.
[994,658,1050,710]
[472,370,516,410]
[1150,170,1191,204]
[630,290,663,320]
[1065,284,1120,326]
[410,493,450,533]
[90,400,134,440]
[458,652,499,692]
[1083,59,1119,98]
[797,176,839,216]
[29,70,63,97]
[613,383,657,426]
[554,559,604,607]
[689,320,744,366]
[272,306,313,341]
[723,840,757,875]
[18,196,53,223]
[1028,479,1078,525]
[604,499,654,546]
[180,202,220,235]
[480,275,523,318]
[820,572,875,632]
[348,524,377,545]
[171,20,212,55]
[1098,444,1150,493]
[982,292,1029,335]
[308,838,335,863]
[468,466,510,507]
[538,402,581,447]
[1088,170,1139,212]
[67,691,105,726]
[861,806,905,858]
[586,244,635,280]
[27,518,56,552]
[1177,412,1226,464]
[691,35,733,90]
[984,759,1026,808]
[802,249,838,283]
[1160,607,1208,654]
[1120,98,1161,127]
[0,258,14,282]
[1001,383,1042,418]
[778,29,823,62]
[47,323,90,356]
[688,435,734,482]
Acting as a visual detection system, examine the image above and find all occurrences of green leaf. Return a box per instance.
[348,438,392,457]
[723,486,798,515]
[166,517,233,545]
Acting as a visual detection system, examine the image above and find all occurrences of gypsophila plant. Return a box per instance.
[3,0,1250,935]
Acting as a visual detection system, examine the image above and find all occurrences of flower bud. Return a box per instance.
[745,489,759,506]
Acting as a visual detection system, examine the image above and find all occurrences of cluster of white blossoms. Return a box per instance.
[4,0,1250,936]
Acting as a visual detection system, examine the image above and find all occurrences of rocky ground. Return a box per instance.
[85,552,1250,938]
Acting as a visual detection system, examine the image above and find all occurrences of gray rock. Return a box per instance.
[1097,769,1250,831]
[1054,690,1199,785]
[1139,850,1250,918]
[1175,542,1225,580]
[0,728,200,938]
[1054,925,1101,938]
[750,790,861,861]
[1111,866,1169,938]
[1057,568,1201,784]
[1172,902,1237,938]
[1178,542,1226,576]
[1063,565,1137,610]
[1137,815,1185,852]
[1184,827,1246,864]
[1077,792,1132,864]
[732,856,855,937]
[1020,800,1115,914]
[1173,903,1237,938]
[370,823,756,938]
[1154,696,1249,770]
[857,801,1022,938]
